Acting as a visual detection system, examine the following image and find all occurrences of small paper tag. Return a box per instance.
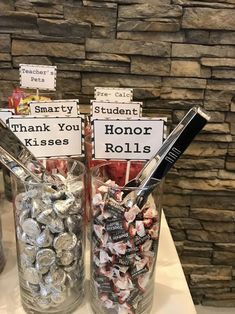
[92,118,166,160]
[7,116,84,158]
[94,87,133,102]
[19,64,57,90]
[0,109,14,123]
[91,100,142,119]
[29,99,79,117]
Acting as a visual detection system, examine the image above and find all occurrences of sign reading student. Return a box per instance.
[94,87,133,103]
[20,64,57,90]
[91,100,142,119]
[92,119,165,160]
[30,99,79,117]
[7,116,83,158]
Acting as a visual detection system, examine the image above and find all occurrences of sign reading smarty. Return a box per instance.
[93,119,165,160]
[20,64,57,90]
[8,116,83,158]
[30,99,79,117]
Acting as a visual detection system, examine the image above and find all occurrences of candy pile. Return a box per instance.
[91,180,161,314]
[15,178,85,311]
[104,162,143,187]
[8,87,51,115]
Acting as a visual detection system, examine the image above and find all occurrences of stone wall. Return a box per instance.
[0,0,235,307]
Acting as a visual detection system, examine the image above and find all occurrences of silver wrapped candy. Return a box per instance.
[22,218,41,239]
[36,227,54,248]
[24,267,42,285]
[53,233,77,251]
[36,249,56,267]
[14,175,85,313]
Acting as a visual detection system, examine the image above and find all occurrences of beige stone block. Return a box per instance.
[203,122,230,134]
[86,38,170,57]
[160,88,204,100]
[182,8,235,30]
[117,20,180,32]
[187,229,235,243]
[184,142,227,157]
[172,43,235,58]
[163,77,207,89]
[163,206,189,218]
[213,251,235,266]
[131,56,171,75]
[191,208,235,222]
[117,31,185,43]
[12,40,85,59]
[201,57,235,67]
[168,218,202,230]
[82,73,161,88]
[118,4,182,19]
[171,60,201,77]
[212,69,235,79]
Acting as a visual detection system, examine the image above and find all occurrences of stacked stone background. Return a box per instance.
[0,0,234,307]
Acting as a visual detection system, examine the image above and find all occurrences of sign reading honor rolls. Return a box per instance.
[94,87,133,103]
[20,64,57,90]
[91,100,141,119]
[30,99,79,117]
[8,116,83,158]
[93,119,165,160]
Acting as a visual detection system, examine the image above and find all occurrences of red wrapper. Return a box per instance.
[8,88,25,113]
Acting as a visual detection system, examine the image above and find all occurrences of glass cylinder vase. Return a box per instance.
[11,158,86,314]
[0,215,5,274]
[90,161,163,314]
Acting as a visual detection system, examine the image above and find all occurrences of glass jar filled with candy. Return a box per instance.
[90,161,163,314]
[11,158,86,314]
[0,170,6,274]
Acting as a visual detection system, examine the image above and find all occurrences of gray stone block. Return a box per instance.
[0,34,11,52]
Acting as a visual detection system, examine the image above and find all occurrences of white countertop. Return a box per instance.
[0,196,196,314]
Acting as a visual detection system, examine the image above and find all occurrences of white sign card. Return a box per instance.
[92,118,165,160]
[19,64,57,90]
[91,100,142,119]
[0,109,14,123]
[7,116,84,158]
[94,87,133,103]
[29,99,80,117]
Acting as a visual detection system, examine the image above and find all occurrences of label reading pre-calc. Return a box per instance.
[30,99,79,117]
[94,87,133,103]
[20,64,57,90]
[8,116,83,158]
[92,119,165,160]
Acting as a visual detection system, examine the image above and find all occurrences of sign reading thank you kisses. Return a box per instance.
[7,116,83,158]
